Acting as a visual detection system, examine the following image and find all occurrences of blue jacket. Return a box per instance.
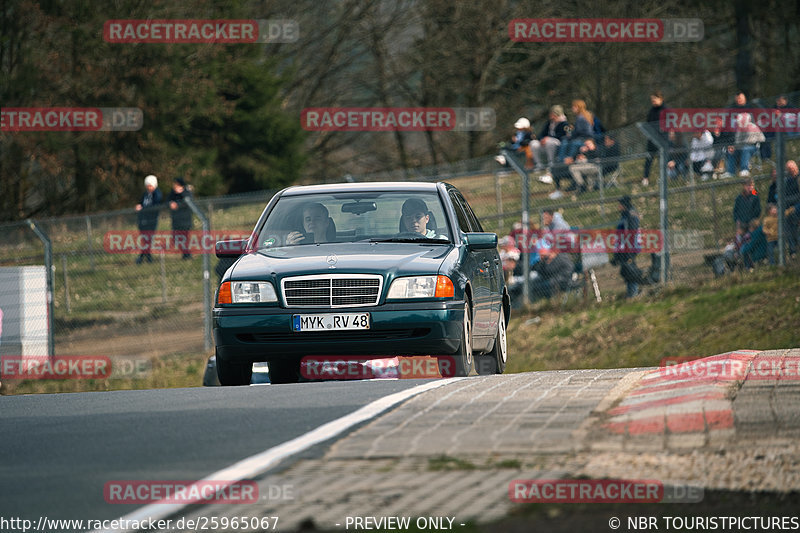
[137,188,162,231]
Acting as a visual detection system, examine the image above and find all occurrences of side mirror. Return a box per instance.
[464,232,498,250]
[215,239,246,258]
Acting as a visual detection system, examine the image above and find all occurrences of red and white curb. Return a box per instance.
[604,350,761,435]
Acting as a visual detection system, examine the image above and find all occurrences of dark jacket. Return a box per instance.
[533,253,574,291]
[600,141,620,174]
[614,208,640,262]
[646,104,667,152]
[137,188,162,231]
[167,188,194,230]
[539,120,569,141]
[733,191,761,228]
[765,178,798,206]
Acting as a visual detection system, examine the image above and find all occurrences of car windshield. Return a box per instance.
[256,191,452,250]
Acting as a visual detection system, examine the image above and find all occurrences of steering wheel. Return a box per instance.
[394,231,425,239]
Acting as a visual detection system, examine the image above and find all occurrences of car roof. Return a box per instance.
[280,181,443,196]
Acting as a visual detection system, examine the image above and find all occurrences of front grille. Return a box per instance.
[282,274,382,308]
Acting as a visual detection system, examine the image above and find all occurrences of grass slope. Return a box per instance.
[507,266,800,373]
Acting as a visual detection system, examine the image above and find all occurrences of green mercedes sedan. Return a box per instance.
[213,182,510,385]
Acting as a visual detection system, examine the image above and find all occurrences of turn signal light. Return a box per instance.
[435,275,455,298]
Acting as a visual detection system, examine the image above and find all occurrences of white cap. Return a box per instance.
[144,175,158,188]
[514,117,530,130]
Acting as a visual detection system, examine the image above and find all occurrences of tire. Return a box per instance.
[216,355,253,386]
[480,306,507,375]
[268,359,301,384]
[440,302,473,377]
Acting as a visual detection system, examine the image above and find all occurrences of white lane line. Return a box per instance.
[94,378,463,533]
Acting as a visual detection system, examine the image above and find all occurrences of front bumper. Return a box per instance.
[214,301,465,363]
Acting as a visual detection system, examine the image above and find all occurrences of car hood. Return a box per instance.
[229,242,454,281]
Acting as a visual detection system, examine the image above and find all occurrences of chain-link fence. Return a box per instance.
[2,96,799,364]
[0,193,275,364]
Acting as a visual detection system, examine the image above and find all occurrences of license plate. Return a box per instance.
[292,313,370,332]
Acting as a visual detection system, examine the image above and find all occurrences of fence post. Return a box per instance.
[26,219,55,357]
[503,149,530,306]
[637,122,670,284]
[495,171,503,235]
[160,252,167,304]
[62,254,70,314]
[185,197,212,351]
[85,216,95,271]
[775,131,786,267]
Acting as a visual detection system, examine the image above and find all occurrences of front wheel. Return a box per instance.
[440,302,473,377]
[480,306,507,375]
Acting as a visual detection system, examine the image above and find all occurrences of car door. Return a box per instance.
[460,194,501,333]
[448,190,492,341]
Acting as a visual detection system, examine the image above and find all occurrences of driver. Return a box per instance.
[401,198,436,238]
[287,203,332,244]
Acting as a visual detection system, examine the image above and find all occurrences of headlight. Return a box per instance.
[387,275,454,299]
[217,281,278,304]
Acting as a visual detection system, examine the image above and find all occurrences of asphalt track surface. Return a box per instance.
[0,380,429,524]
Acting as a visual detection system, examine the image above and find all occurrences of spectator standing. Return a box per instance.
[167,177,194,259]
[733,178,761,232]
[781,160,800,256]
[642,91,667,186]
[613,196,642,298]
[135,174,162,264]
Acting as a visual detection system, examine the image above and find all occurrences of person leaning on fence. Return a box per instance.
[135,174,162,264]
[167,177,193,260]
[732,178,761,233]
[611,195,643,299]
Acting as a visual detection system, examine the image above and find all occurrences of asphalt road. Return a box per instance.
[0,380,429,525]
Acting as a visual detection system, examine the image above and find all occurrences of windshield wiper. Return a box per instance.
[368,237,451,244]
